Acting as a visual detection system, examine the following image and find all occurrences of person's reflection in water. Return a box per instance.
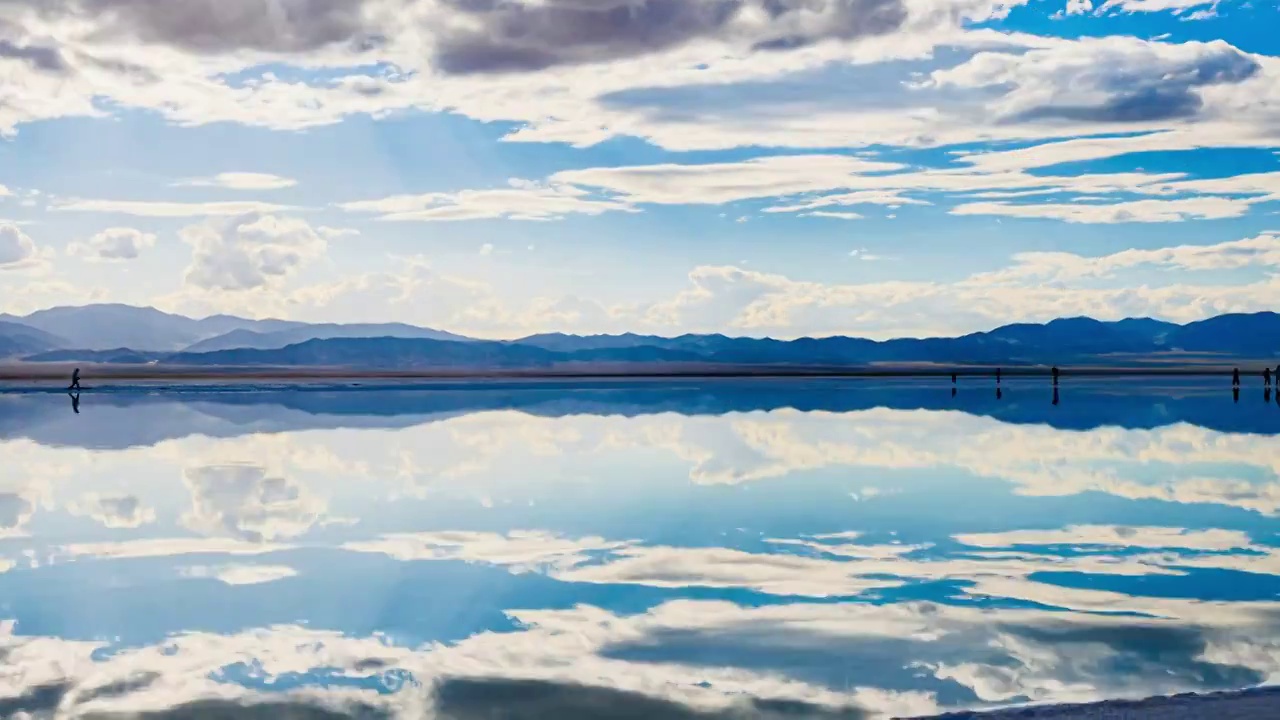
[996,387,1003,400]
[951,387,957,398]
[1052,387,1059,406]
[1234,387,1240,404]
[68,392,80,414]
[1267,387,1273,404]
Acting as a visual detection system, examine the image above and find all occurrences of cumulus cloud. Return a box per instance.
[172,172,298,191]
[0,222,38,269]
[181,214,327,291]
[181,463,327,542]
[67,493,156,528]
[931,39,1261,124]
[66,227,157,261]
[969,232,1280,284]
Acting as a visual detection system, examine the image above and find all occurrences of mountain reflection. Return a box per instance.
[1,379,1279,719]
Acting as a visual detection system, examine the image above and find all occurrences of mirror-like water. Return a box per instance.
[2,378,1279,718]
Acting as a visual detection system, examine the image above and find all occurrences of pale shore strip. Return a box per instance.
[0,361,1272,383]
[911,686,1280,719]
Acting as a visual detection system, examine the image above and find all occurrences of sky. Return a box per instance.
[0,0,1278,340]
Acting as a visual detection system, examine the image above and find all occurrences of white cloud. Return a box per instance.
[950,196,1257,223]
[556,155,905,206]
[181,214,327,292]
[66,227,157,261]
[56,538,294,561]
[0,222,38,270]
[1098,0,1219,14]
[181,463,328,542]
[344,530,634,573]
[318,226,360,240]
[956,526,1255,551]
[66,493,156,529]
[808,210,866,220]
[338,180,635,222]
[51,199,295,217]
[172,172,298,191]
[180,564,298,585]
[969,232,1280,284]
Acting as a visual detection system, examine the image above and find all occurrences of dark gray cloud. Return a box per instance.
[0,38,68,72]
[1014,47,1260,124]
[0,491,32,529]
[433,677,869,719]
[434,0,743,74]
[2,0,384,54]
[752,0,905,51]
[86,0,374,52]
[434,0,907,75]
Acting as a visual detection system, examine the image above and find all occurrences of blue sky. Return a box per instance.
[0,0,1278,339]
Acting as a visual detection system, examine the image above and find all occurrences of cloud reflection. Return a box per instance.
[1,383,1279,718]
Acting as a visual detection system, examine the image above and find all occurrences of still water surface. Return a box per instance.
[2,378,1279,718]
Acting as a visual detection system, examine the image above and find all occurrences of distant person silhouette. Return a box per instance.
[996,368,1002,384]
[1232,368,1240,387]
[951,372,957,384]
[69,392,80,414]
[1267,367,1273,387]
[1052,387,1060,406]
[1051,366,1059,386]
[68,367,81,391]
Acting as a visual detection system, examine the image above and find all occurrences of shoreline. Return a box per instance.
[0,363,1272,383]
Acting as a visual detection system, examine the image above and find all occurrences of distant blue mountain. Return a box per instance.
[0,320,68,358]
[16,311,1280,369]
[0,304,304,352]
[182,322,473,353]
[0,304,469,356]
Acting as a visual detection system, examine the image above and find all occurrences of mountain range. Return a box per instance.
[3,304,1280,370]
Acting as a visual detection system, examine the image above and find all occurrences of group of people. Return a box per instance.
[1232,366,1280,387]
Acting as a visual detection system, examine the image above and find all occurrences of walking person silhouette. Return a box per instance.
[1266,367,1272,388]
[68,367,81,391]
[1051,366,1059,387]
[1233,368,1240,388]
